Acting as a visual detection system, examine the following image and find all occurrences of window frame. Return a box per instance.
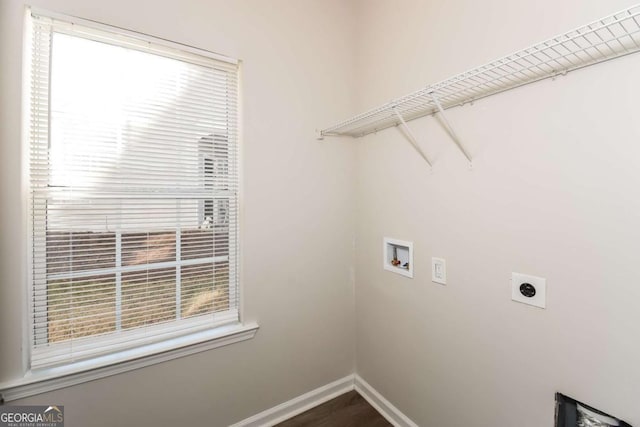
[0,7,257,401]
[29,8,241,364]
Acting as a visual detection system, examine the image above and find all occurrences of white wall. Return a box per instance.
[354,1,640,426]
[0,0,356,425]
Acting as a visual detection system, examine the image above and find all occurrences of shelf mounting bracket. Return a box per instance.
[429,92,473,167]
[393,108,432,168]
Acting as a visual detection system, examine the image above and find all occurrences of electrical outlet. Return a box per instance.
[432,257,446,285]
[511,272,546,309]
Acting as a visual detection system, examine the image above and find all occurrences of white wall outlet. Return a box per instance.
[511,272,546,309]
[431,257,446,285]
[383,237,413,278]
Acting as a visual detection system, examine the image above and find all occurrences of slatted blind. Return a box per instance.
[28,12,239,368]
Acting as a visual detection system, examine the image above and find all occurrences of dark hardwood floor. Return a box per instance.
[275,390,392,427]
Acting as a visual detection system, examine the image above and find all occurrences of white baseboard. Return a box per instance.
[230,373,418,427]
[354,375,419,427]
[229,374,355,427]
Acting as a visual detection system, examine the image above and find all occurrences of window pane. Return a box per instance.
[203,198,230,229]
[46,231,116,275]
[49,32,230,192]
[122,232,176,267]
[47,274,116,343]
[182,225,229,261]
[181,262,229,318]
[181,229,214,260]
[121,268,177,329]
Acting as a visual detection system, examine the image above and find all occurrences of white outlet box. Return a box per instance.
[431,257,446,285]
[383,237,413,278]
[511,272,546,309]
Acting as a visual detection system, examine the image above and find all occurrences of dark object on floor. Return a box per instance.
[556,393,632,427]
[276,390,391,427]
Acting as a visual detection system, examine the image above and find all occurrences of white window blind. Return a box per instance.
[28,12,239,369]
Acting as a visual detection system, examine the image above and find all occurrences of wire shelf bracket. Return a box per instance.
[429,92,472,167]
[393,108,433,168]
[319,4,640,167]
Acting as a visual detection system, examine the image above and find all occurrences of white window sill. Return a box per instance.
[0,322,259,403]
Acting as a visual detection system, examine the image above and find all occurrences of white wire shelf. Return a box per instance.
[320,4,640,144]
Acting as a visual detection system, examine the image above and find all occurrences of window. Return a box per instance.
[27,12,239,369]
